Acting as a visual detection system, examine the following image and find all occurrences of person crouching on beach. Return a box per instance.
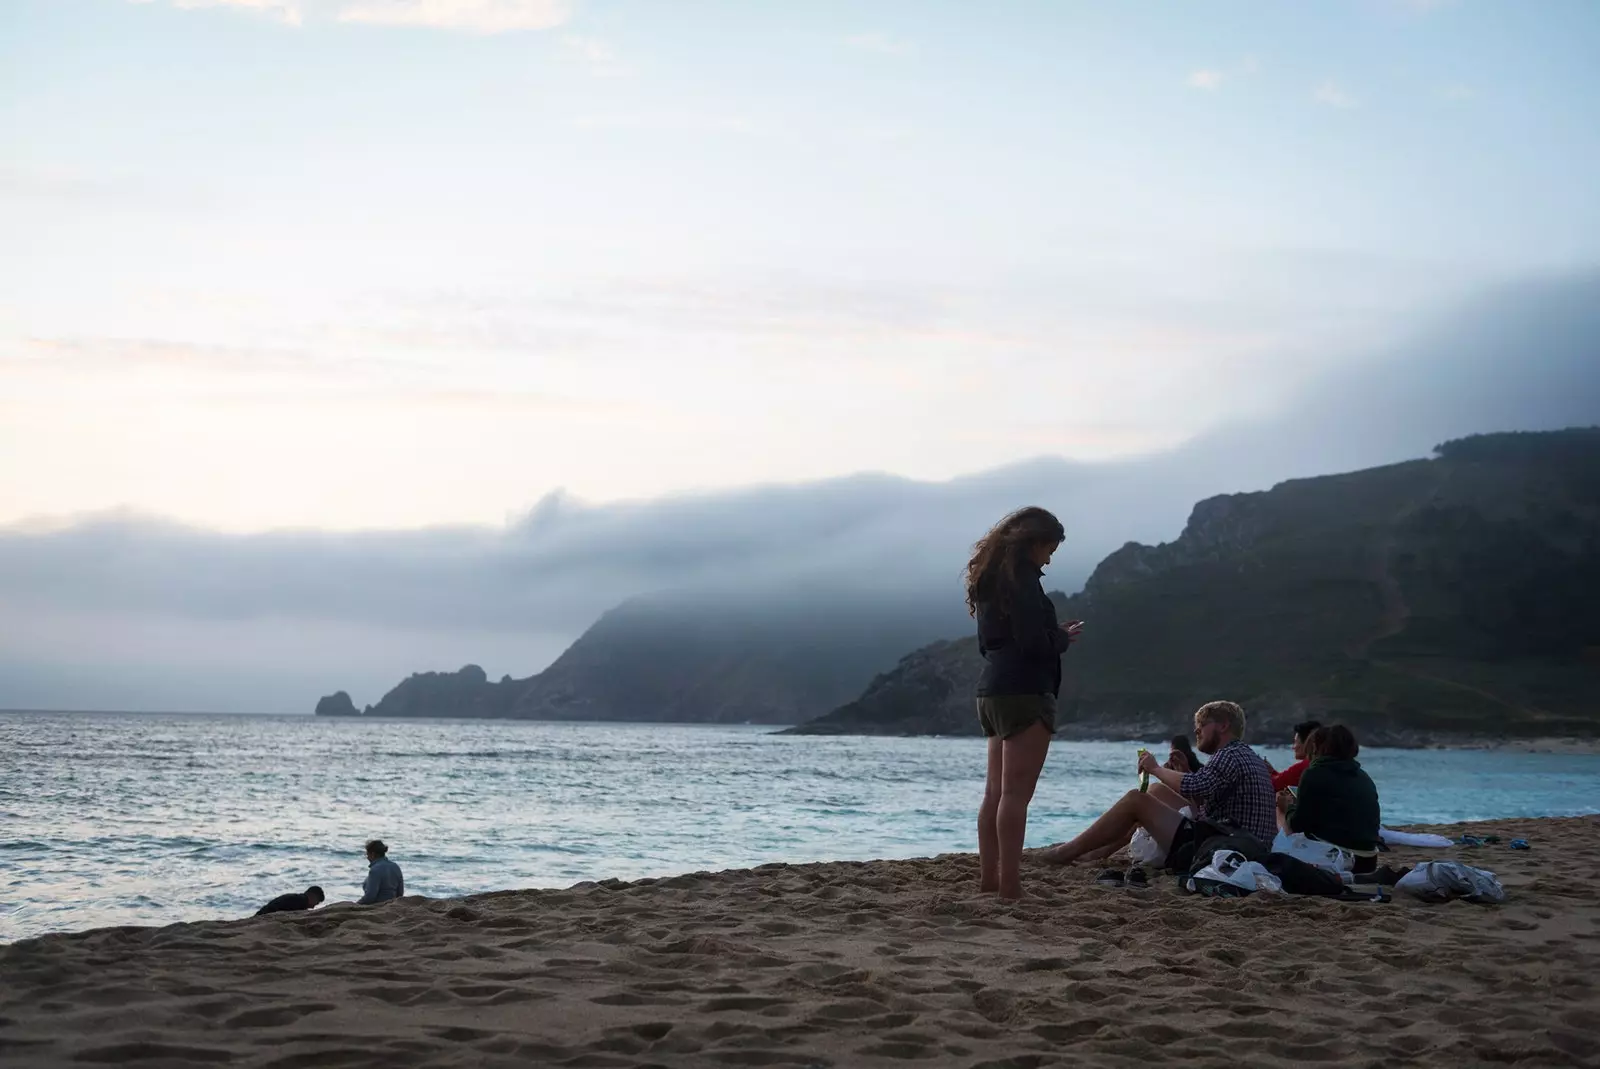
[358,840,405,904]
[255,885,325,916]
[968,507,1083,900]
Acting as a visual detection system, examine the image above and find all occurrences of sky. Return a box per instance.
[2,1,1599,711]
[5,0,1599,531]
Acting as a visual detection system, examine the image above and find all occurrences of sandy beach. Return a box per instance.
[3,815,1597,1068]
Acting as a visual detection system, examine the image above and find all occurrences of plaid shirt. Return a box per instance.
[1179,740,1278,845]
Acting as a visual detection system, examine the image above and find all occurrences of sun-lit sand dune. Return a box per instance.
[2,816,1597,1068]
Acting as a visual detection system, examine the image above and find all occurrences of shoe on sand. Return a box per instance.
[1095,869,1125,887]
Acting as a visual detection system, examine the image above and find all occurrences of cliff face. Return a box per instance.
[317,586,967,724]
[789,429,1600,743]
[352,664,525,720]
[502,593,958,724]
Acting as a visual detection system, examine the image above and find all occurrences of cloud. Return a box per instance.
[3,272,1597,712]
[1188,57,1259,92]
[845,32,915,56]
[164,0,303,26]
[133,0,572,33]
[1313,80,1359,109]
[567,112,761,136]
[338,0,569,32]
[561,35,631,77]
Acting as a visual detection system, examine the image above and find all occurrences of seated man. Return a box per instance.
[359,839,405,905]
[1280,724,1380,853]
[255,885,325,916]
[1266,719,1322,792]
[1039,700,1276,868]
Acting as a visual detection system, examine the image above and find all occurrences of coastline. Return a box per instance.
[9,710,1598,754]
[791,721,1600,755]
[3,814,1597,1068]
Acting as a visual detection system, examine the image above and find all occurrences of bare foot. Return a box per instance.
[1036,845,1076,866]
[997,884,1026,901]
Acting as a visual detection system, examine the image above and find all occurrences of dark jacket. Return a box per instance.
[1287,757,1381,852]
[256,892,315,916]
[975,563,1070,698]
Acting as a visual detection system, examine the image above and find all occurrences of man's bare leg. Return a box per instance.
[977,738,1004,893]
[1037,790,1187,865]
[1072,782,1190,863]
[1078,839,1128,863]
[996,721,1051,900]
[1149,780,1188,812]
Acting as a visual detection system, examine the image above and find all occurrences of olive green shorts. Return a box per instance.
[976,694,1058,739]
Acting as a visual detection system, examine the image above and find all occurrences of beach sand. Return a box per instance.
[3,815,1597,1068]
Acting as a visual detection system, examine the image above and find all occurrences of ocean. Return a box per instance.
[3,711,1596,943]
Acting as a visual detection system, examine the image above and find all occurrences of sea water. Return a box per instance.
[3,711,1596,942]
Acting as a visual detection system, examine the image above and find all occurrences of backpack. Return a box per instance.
[1181,830,1268,877]
[1263,852,1347,897]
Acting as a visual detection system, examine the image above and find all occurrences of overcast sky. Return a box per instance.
[3,1,1599,710]
[5,0,1599,530]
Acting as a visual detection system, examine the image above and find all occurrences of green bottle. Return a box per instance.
[1138,747,1150,792]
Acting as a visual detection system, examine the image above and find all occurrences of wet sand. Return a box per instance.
[2,815,1597,1068]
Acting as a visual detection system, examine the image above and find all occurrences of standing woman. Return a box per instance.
[968,507,1082,899]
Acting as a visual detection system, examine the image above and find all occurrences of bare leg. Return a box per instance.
[1149,780,1189,812]
[1038,789,1187,866]
[977,737,1003,893]
[996,721,1052,900]
[1078,837,1130,863]
[1074,782,1189,863]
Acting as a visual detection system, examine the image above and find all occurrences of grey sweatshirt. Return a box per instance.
[359,857,404,904]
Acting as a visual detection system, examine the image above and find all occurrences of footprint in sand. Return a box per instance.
[701,996,793,1013]
[223,1003,335,1029]
[72,1040,235,1064]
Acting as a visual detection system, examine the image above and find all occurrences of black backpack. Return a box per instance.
[1180,830,1269,877]
[1263,852,1347,897]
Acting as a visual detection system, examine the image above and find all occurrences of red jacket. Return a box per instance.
[1272,758,1310,792]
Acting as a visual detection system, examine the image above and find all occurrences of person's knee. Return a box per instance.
[998,784,1035,805]
[1111,788,1143,811]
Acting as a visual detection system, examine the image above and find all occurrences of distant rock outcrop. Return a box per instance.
[789,428,1600,743]
[313,691,361,717]
[362,664,526,719]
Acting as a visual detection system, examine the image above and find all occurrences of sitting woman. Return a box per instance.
[1279,724,1381,854]
[1166,734,1203,774]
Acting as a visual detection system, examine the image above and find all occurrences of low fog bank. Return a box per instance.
[3,272,1597,712]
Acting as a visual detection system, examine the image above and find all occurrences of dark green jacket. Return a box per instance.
[1286,757,1381,852]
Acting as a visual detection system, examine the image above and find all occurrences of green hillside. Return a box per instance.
[789,429,1600,744]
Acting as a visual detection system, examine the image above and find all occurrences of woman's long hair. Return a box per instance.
[964,506,1066,617]
[1169,734,1202,774]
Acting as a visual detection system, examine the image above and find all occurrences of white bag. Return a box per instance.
[1379,827,1453,848]
[1272,831,1354,873]
[1188,849,1283,894]
[1395,861,1506,904]
[1128,827,1164,865]
[1128,806,1193,866]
